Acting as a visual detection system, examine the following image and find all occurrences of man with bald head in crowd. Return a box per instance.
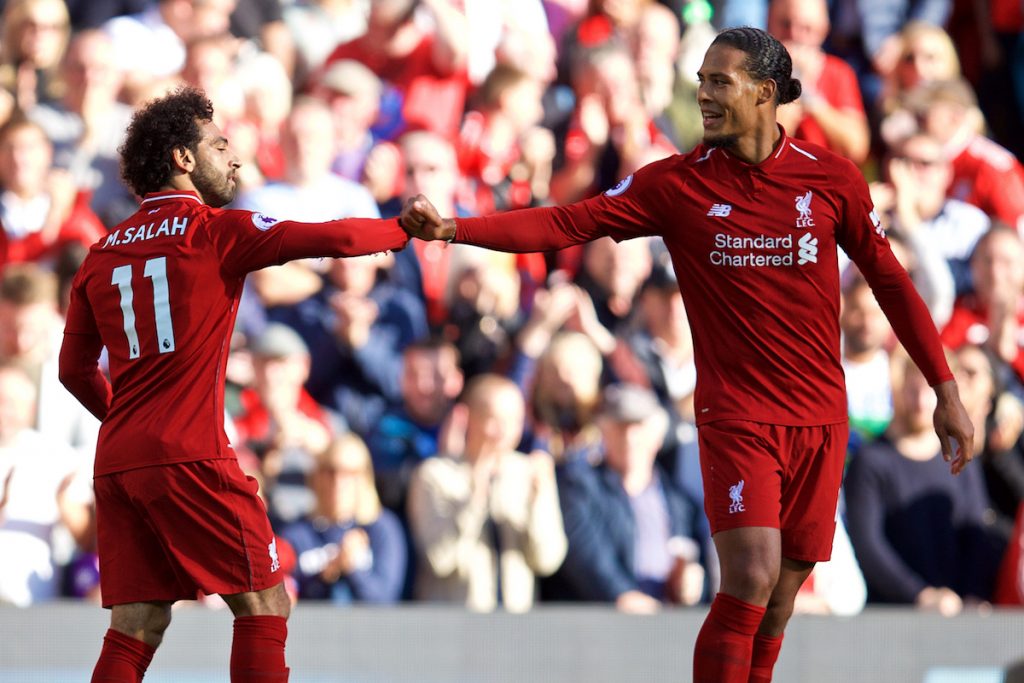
[768,0,869,163]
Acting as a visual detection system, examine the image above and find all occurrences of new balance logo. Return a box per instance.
[728,480,745,514]
[707,204,732,217]
[798,233,818,265]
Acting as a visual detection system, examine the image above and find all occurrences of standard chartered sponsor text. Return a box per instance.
[710,233,795,267]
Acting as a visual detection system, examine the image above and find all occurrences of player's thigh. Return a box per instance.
[698,420,785,534]
[124,459,285,597]
[778,422,848,562]
[94,473,196,607]
[712,525,783,601]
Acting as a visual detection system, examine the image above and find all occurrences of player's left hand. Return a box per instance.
[932,379,975,475]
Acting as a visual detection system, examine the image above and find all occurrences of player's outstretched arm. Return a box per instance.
[932,379,975,475]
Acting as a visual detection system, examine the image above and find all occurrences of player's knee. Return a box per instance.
[110,602,173,648]
[223,583,291,618]
[720,559,780,604]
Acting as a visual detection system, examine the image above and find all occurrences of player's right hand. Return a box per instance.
[399,194,454,242]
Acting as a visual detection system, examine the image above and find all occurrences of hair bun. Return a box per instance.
[783,78,803,105]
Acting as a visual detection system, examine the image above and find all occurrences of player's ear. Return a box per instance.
[757,78,777,106]
[171,146,196,173]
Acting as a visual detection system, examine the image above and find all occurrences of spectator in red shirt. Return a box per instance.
[906,78,1024,233]
[0,115,106,269]
[767,0,869,163]
[317,0,468,141]
[550,41,676,206]
[233,323,333,487]
[941,226,1024,383]
[400,27,973,683]
[458,64,553,214]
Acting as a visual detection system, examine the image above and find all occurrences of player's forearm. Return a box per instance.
[277,218,409,261]
[866,268,953,386]
[58,333,111,421]
[454,203,603,253]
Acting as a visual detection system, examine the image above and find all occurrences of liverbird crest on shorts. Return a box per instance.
[728,480,746,514]
[268,537,280,573]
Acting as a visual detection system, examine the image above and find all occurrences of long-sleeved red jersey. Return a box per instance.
[60,190,408,475]
[455,129,952,427]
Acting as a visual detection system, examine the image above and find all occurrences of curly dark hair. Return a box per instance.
[118,86,215,197]
[711,27,802,105]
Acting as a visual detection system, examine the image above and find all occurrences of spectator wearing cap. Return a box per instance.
[544,383,706,613]
[905,78,1024,232]
[407,374,567,612]
[314,60,383,184]
[233,322,337,521]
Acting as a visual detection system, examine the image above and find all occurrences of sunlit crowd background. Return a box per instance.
[1,0,1023,618]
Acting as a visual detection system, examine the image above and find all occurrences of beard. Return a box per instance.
[703,132,739,149]
[191,158,236,207]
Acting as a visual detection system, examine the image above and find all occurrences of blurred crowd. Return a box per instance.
[1,0,1024,617]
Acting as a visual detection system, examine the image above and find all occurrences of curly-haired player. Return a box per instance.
[59,86,418,683]
[400,28,975,682]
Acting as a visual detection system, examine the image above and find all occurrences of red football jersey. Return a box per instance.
[949,135,1024,232]
[64,191,407,475]
[455,129,952,426]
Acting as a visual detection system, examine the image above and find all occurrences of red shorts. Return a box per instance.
[698,420,848,562]
[94,458,283,607]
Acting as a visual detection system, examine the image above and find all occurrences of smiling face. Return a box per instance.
[189,120,240,207]
[697,44,766,149]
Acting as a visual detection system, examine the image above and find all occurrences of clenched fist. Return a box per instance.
[399,194,456,242]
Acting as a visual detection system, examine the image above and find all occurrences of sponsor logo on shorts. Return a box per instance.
[269,537,280,573]
[728,480,746,514]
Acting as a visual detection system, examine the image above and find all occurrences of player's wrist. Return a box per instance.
[442,218,457,243]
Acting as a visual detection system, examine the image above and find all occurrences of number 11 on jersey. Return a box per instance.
[110,257,177,359]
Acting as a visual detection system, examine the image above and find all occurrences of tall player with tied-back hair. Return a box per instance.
[398,28,975,682]
[58,86,418,683]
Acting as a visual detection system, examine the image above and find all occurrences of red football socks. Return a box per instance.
[693,592,767,683]
[230,615,290,682]
[91,629,155,683]
[748,632,784,682]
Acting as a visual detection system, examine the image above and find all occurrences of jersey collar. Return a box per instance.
[712,124,791,174]
[140,190,204,207]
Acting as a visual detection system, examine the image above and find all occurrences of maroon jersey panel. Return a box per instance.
[456,130,951,426]
[65,191,407,475]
